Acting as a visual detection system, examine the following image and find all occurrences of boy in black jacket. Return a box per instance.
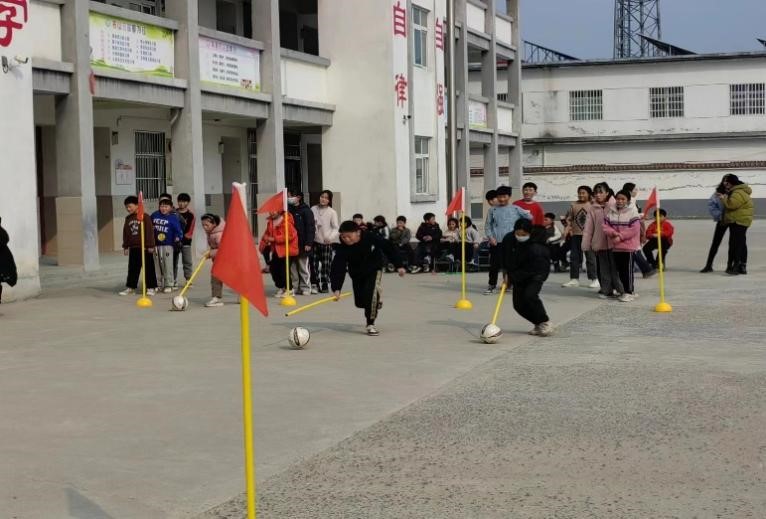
[503,219,553,336]
[412,212,442,273]
[331,221,406,336]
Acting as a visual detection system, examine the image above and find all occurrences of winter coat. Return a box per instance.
[722,184,754,227]
[582,203,610,252]
[289,202,316,249]
[151,210,185,247]
[122,213,156,249]
[0,223,18,287]
[389,227,412,247]
[502,226,551,284]
[206,221,226,260]
[603,204,642,252]
[330,232,404,291]
[707,194,724,222]
[259,213,299,259]
[416,222,443,243]
[646,220,675,246]
[311,205,339,244]
[485,204,532,242]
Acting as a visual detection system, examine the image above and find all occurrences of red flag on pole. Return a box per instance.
[137,191,145,221]
[643,187,659,216]
[445,187,464,215]
[212,184,269,316]
[257,189,287,214]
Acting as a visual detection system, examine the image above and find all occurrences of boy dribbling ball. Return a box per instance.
[331,221,406,336]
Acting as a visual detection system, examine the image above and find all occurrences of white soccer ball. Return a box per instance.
[288,327,311,349]
[480,323,503,344]
[171,295,189,311]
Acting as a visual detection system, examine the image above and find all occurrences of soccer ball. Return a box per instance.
[288,327,311,349]
[480,323,503,344]
[171,295,189,311]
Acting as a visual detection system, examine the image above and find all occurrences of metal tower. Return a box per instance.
[523,41,580,64]
[614,0,661,58]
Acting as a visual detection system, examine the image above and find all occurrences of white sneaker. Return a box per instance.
[299,289,312,296]
[311,285,319,295]
[618,293,634,303]
[274,289,286,298]
[366,324,380,336]
[146,288,157,296]
[562,279,580,288]
[538,322,553,336]
[118,288,135,296]
[588,280,601,289]
[205,297,224,307]
[162,287,172,294]
[528,325,541,336]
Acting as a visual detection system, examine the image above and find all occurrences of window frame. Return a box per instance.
[412,6,429,68]
[650,86,685,118]
[730,83,765,116]
[569,90,603,121]
[414,136,430,195]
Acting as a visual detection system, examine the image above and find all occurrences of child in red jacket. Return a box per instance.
[259,211,299,298]
[642,208,675,269]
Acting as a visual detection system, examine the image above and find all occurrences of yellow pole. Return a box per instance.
[455,188,473,310]
[491,283,507,325]
[284,292,351,317]
[178,251,209,298]
[136,218,152,308]
[653,205,672,313]
[240,296,257,519]
[281,211,297,307]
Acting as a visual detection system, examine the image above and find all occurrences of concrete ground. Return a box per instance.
[1,221,764,518]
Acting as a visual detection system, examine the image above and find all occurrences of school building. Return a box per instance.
[1,0,521,300]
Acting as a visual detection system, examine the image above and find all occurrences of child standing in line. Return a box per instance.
[389,216,413,270]
[484,185,532,294]
[412,213,443,273]
[151,199,185,293]
[502,219,553,336]
[311,189,339,294]
[603,189,641,302]
[643,209,675,269]
[483,189,499,290]
[201,213,225,307]
[583,183,623,299]
[543,212,565,272]
[331,220,406,336]
[259,210,299,298]
[175,193,195,285]
[119,196,158,296]
[513,182,545,225]
[562,185,599,288]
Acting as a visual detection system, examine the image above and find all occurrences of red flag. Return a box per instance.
[644,187,659,216]
[445,187,464,215]
[137,191,145,221]
[257,189,287,214]
[212,185,269,316]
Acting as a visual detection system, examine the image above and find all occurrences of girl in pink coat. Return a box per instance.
[603,190,641,302]
[583,182,623,299]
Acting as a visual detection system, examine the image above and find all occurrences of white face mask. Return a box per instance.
[516,234,530,243]
[288,197,299,206]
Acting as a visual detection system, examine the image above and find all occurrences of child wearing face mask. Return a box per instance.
[603,189,642,302]
[502,219,553,336]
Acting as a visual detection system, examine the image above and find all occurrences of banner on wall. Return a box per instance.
[89,12,174,77]
[468,100,488,129]
[199,36,261,92]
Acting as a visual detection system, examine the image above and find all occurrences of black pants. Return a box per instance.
[415,242,437,267]
[728,223,749,268]
[613,251,635,295]
[126,248,158,289]
[704,222,728,269]
[633,250,653,274]
[396,244,413,266]
[269,255,288,289]
[352,270,383,325]
[569,235,597,280]
[642,239,671,268]
[512,279,549,326]
[488,244,501,287]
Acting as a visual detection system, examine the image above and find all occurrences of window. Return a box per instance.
[216,0,237,35]
[497,93,508,102]
[569,90,603,121]
[414,136,430,195]
[730,83,765,115]
[413,6,428,67]
[650,86,684,118]
[135,131,166,200]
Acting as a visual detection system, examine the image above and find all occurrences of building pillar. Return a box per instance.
[253,0,285,197]
[508,0,523,191]
[482,0,500,193]
[55,0,99,269]
[165,0,207,254]
[454,0,471,192]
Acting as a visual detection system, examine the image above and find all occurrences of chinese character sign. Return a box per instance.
[437,84,444,116]
[0,0,28,48]
[199,36,261,92]
[393,1,406,37]
[395,73,408,108]
[89,12,174,77]
[435,18,444,51]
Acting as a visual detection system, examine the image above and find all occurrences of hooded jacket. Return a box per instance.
[722,184,754,227]
[289,201,316,249]
[603,203,641,252]
[205,220,226,260]
[122,213,156,249]
[502,226,551,284]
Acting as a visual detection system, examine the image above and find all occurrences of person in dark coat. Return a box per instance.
[288,191,316,294]
[503,218,553,336]
[0,218,18,304]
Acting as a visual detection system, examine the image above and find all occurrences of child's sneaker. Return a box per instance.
[299,288,312,296]
[409,266,422,274]
[561,279,579,288]
[118,288,135,296]
[146,288,157,296]
[528,325,541,336]
[310,285,319,295]
[205,297,224,307]
[538,322,554,336]
[588,279,601,289]
[366,324,379,336]
[483,286,497,295]
[162,287,172,294]
[274,289,286,298]
[618,293,634,303]
[319,285,329,294]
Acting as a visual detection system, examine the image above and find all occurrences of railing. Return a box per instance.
[29,0,63,62]
[281,50,330,105]
[495,15,513,47]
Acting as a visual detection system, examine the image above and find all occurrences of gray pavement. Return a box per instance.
[2,221,765,518]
